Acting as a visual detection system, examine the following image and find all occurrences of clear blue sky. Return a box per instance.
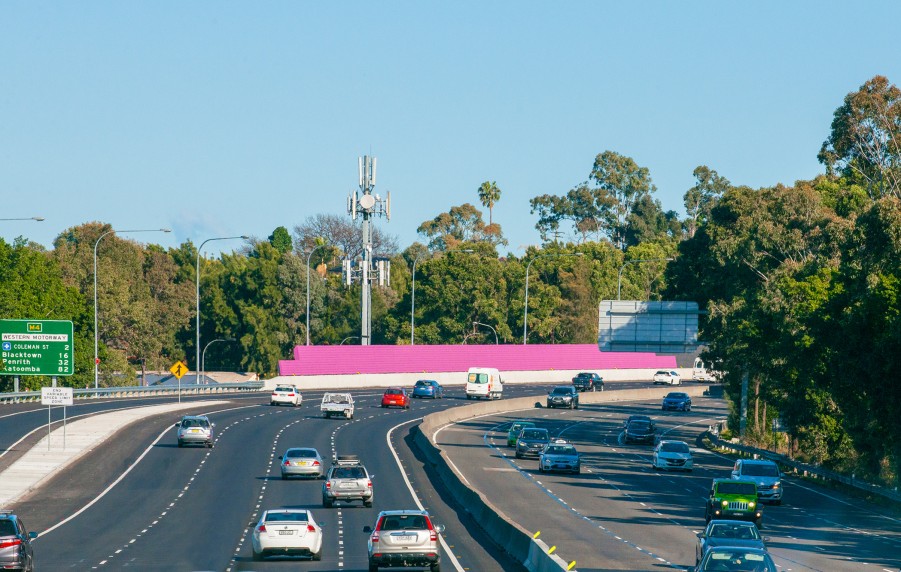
[3,2,900,256]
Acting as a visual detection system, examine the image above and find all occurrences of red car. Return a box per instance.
[381,387,410,409]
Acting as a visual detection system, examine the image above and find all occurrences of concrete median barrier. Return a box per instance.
[415,385,710,572]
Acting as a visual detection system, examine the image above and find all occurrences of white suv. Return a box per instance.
[731,459,783,504]
[270,385,301,407]
[364,510,444,572]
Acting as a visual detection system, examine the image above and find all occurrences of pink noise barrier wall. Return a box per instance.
[278,344,676,376]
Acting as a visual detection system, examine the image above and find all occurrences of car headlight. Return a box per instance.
[748,501,756,508]
[773,483,782,489]
[721,500,729,507]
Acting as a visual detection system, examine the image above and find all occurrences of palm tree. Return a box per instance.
[477,181,502,225]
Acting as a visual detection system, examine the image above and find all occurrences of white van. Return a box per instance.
[465,367,503,400]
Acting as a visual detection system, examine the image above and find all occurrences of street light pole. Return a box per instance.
[94,228,170,389]
[306,243,330,346]
[196,235,247,382]
[473,321,498,345]
[340,336,359,345]
[616,258,674,300]
[201,338,236,385]
[0,216,44,222]
[523,252,583,344]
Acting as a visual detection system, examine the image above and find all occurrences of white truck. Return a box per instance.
[321,392,355,419]
[465,367,504,400]
[691,358,718,382]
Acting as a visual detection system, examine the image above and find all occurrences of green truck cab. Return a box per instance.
[507,421,536,447]
[705,478,763,527]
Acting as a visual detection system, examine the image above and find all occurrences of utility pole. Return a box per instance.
[347,155,390,346]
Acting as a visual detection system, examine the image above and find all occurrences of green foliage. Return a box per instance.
[477,181,502,225]
[417,203,507,251]
[268,226,293,254]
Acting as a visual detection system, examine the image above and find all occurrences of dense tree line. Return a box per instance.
[1,75,899,486]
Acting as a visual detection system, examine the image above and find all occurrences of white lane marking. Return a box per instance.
[37,403,263,539]
[386,418,465,572]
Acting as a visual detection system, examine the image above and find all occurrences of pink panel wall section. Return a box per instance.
[278,344,676,376]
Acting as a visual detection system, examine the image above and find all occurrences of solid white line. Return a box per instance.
[386,418,465,572]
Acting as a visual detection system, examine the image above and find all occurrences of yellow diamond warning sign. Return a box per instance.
[169,360,188,379]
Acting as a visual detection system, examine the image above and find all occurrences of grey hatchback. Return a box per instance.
[175,415,215,448]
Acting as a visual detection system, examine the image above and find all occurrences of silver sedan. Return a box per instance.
[279,448,325,479]
[251,509,323,561]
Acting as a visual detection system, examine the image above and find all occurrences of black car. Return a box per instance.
[623,414,656,429]
[624,420,656,444]
[662,392,692,411]
[546,386,579,409]
[696,520,768,566]
[571,372,604,392]
[0,510,37,572]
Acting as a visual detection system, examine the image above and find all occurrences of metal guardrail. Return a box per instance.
[0,381,265,404]
[707,424,901,504]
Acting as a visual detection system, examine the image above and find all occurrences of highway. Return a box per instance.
[435,393,901,571]
[7,385,550,570]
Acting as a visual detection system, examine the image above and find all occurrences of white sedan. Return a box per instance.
[251,509,323,561]
[653,370,682,385]
[270,385,302,406]
[652,440,693,471]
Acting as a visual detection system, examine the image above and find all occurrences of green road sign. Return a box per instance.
[0,319,75,377]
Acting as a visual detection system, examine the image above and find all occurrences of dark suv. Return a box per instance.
[572,372,603,392]
[624,419,656,444]
[0,510,37,572]
[546,386,579,409]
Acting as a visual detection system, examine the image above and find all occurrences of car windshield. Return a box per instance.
[333,467,365,479]
[742,463,779,477]
[667,393,688,399]
[551,387,571,395]
[709,523,761,540]
[629,421,650,430]
[660,442,690,453]
[546,445,576,455]
[265,511,308,523]
[521,429,547,440]
[717,482,758,495]
[286,449,317,458]
[182,419,208,428]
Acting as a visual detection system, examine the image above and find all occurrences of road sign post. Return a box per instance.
[1,319,75,377]
[42,386,73,450]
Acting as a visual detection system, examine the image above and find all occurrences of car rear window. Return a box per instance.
[334,467,365,479]
[0,520,16,536]
[275,386,294,392]
[655,371,669,375]
[717,482,757,495]
[182,419,209,428]
[265,511,308,523]
[380,515,427,531]
[386,389,403,395]
[415,380,428,386]
[286,449,317,458]
[709,523,760,539]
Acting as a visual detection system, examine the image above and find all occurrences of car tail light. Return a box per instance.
[325,482,331,490]
[375,516,385,531]
[425,517,437,541]
[284,460,290,466]
[271,392,277,396]
[288,393,295,396]
[257,525,266,533]
[307,524,316,532]
[371,533,380,544]
[0,538,22,549]
[367,480,372,489]
[313,460,320,466]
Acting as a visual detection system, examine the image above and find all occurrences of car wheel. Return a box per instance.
[755,518,763,528]
[515,452,522,459]
[323,497,333,508]
[569,402,575,409]
[369,564,379,572]
[430,563,441,572]
[252,549,263,562]
[575,466,581,474]
[207,442,213,448]
[592,385,597,392]
[774,499,782,506]
[538,464,544,472]
[363,500,373,508]
[312,548,322,561]
[281,474,287,480]
[177,440,183,448]
[270,402,276,406]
